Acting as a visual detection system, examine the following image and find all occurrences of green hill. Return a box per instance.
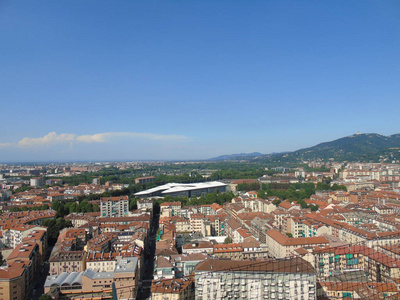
[210,133,400,163]
[270,133,400,162]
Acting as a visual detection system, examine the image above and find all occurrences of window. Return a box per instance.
[343,292,352,298]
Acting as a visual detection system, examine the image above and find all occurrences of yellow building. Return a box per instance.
[0,262,27,300]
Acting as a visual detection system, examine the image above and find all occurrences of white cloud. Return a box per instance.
[18,132,76,147]
[14,131,188,147]
[75,132,188,143]
[0,143,12,148]
[76,133,108,143]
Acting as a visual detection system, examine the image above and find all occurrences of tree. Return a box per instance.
[13,186,33,194]
[129,199,138,210]
[224,236,232,244]
[42,218,73,245]
[237,182,261,191]
[92,204,100,212]
[68,202,78,214]
[52,200,66,217]
[39,294,53,300]
[296,199,308,209]
[272,199,281,206]
[257,190,267,199]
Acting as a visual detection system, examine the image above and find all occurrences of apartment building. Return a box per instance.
[189,213,205,236]
[151,277,195,300]
[86,232,118,253]
[137,198,153,211]
[314,244,400,283]
[182,242,214,255]
[4,224,38,249]
[160,202,182,218]
[86,252,137,273]
[100,196,129,218]
[319,282,399,299]
[30,177,44,187]
[22,229,47,264]
[0,263,27,300]
[7,242,40,295]
[266,229,329,259]
[175,218,191,233]
[288,217,329,238]
[49,251,86,275]
[213,243,243,260]
[195,257,316,300]
[154,256,175,280]
[170,253,208,278]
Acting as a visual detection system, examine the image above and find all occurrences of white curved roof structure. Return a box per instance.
[134,181,227,197]
[45,271,83,288]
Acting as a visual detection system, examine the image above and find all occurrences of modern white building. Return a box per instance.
[134,181,227,198]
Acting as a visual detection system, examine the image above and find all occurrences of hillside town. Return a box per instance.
[1,161,400,299]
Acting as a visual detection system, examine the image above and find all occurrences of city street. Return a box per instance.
[137,211,159,300]
[29,247,52,300]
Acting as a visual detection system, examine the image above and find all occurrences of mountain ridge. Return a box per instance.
[209,133,400,162]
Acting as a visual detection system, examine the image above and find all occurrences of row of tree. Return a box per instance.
[9,204,49,212]
[42,218,73,245]
[209,167,276,180]
[152,190,235,208]
[51,199,99,218]
[253,182,347,211]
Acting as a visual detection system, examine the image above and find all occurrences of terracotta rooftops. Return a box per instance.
[101,196,128,202]
[321,282,397,293]
[213,243,243,253]
[151,277,194,294]
[195,257,314,273]
[7,242,38,260]
[267,229,329,246]
[160,202,181,207]
[182,241,214,250]
[0,262,26,279]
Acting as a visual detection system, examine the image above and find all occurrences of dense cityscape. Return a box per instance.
[1,157,400,299]
[1,1,399,299]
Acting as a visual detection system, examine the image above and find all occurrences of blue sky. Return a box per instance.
[0,1,399,162]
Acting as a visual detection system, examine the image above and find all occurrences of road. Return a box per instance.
[137,211,159,300]
[29,246,52,300]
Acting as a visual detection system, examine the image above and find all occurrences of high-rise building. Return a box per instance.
[100,196,129,218]
[92,177,100,185]
[30,177,44,187]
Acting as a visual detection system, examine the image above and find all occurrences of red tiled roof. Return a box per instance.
[267,229,328,246]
